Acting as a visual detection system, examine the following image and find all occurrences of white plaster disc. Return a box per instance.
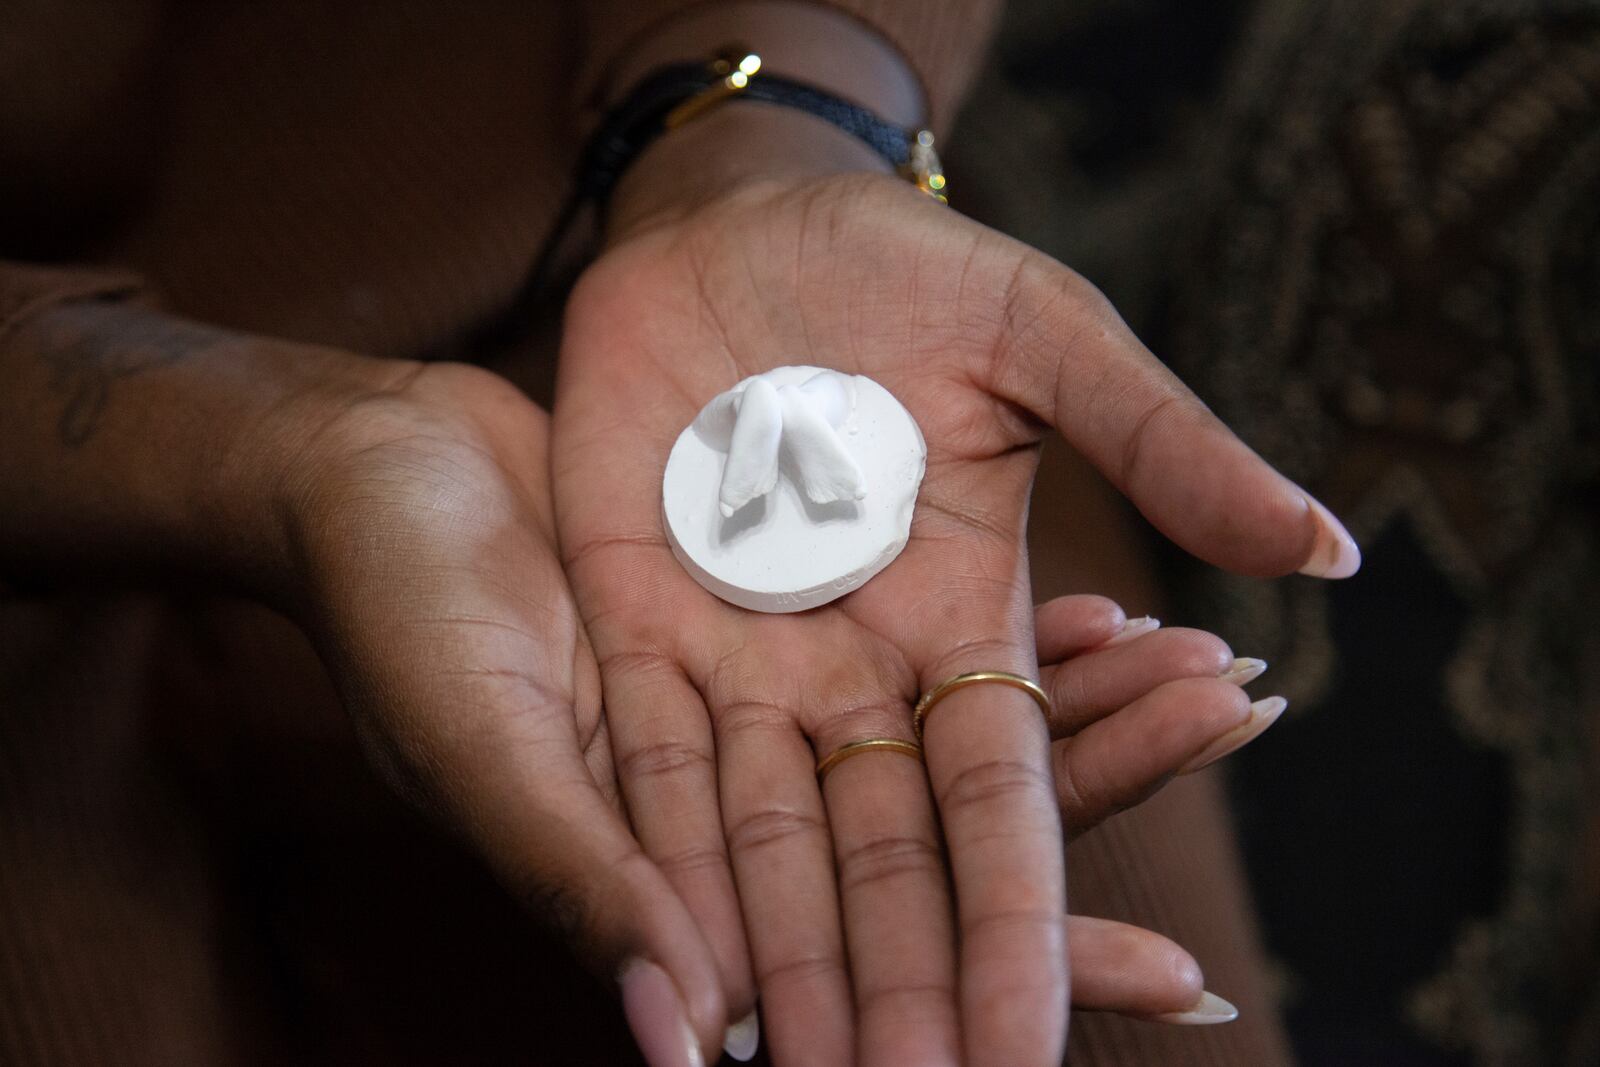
[662,366,926,613]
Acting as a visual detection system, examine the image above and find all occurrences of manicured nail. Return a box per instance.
[1219,657,1267,685]
[619,958,705,1067]
[1296,496,1361,579]
[1152,990,1240,1025]
[1101,616,1160,647]
[1178,696,1287,774]
[722,1009,760,1062]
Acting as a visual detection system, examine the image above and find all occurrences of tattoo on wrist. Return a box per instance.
[28,302,221,447]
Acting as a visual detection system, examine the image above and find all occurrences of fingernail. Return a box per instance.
[1296,496,1361,579]
[722,1009,760,1062]
[1178,696,1287,775]
[1101,616,1160,647]
[1152,990,1240,1025]
[619,958,705,1067]
[1219,656,1267,685]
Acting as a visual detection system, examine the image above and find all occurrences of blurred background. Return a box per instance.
[954,1,1600,1064]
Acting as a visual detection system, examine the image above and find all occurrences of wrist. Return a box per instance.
[596,2,924,244]
[278,359,552,623]
[242,346,432,605]
[138,336,422,610]
[605,98,894,244]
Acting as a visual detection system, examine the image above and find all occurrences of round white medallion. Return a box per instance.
[661,365,926,613]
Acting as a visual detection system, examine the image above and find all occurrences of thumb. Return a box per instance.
[987,246,1360,579]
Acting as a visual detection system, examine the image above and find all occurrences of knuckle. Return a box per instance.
[655,841,730,880]
[615,737,713,785]
[1053,741,1128,835]
[809,701,911,753]
[725,805,828,855]
[596,648,677,686]
[963,903,1064,946]
[1049,667,1095,727]
[836,834,945,895]
[856,980,956,1020]
[936,757,1053,817]
[924,637,1027,687]
[1051,742,1102,835]
[714,699,792,737]
[757,951,848,993]
[1118,392,1185,491]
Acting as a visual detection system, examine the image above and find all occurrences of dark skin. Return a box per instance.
[34,301,204,447]
[553,92,1355,1062]
[0,9,1357,1065]
[0,295,1276,1062]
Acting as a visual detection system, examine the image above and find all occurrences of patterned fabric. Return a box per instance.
[954,2,1600,1064]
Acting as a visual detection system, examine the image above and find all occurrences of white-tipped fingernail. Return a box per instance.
[722,1009,760,1062]
[1152,990,1240,1025]
[1178,696,1287,775]
[1220,656,1268,685]
[1101,615,1160,647]
[1297,496,1361,579]
[619,958,705,1067]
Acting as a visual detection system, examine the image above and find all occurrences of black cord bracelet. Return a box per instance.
[577,51,945,206]
[468,51,944,357]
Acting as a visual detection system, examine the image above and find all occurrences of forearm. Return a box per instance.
[0,297,408,596]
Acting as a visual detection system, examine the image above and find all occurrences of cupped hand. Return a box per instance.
[282,361,728,1066]
[553,161,1347,1066]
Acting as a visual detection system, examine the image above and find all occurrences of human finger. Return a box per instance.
[714,704,854,1067]
[1038,626,1246,736]
[1052,678,1285,837]
[1065,915,1239,1023]
[1032,594,1127,662]
[984,247,1360,580]
[816,714,961,1065]
[602,655,757,1042]
[919,658,1067,1066]
[1066,915,1201,1015]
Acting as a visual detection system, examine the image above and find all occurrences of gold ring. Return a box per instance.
[913,671,1051,741]
[815,738,924,781]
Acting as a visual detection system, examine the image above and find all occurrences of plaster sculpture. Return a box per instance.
[661,366,926,613]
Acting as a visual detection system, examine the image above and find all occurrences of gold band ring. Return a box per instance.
[913,671,1052,741]
[815,738,924,781]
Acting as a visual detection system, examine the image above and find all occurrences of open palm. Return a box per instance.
[553,174,1353,1066]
